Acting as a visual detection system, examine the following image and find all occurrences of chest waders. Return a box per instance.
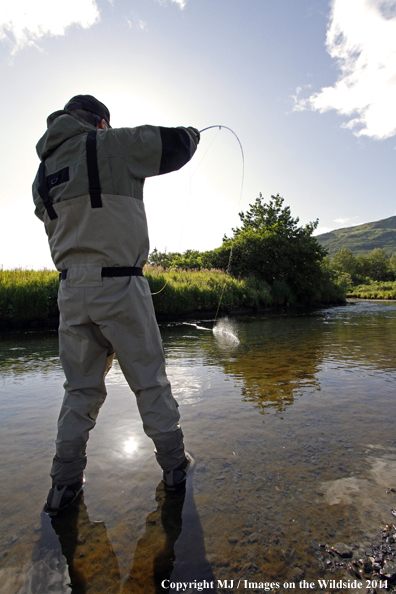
[38,128,187,496]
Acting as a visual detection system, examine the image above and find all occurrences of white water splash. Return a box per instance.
[213,318,240,346]
[183,319,240,346]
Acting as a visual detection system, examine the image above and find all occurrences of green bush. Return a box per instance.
[347,280,396,300]
[149,194,340,306]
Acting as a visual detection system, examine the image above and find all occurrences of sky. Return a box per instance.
[1,0,396,269]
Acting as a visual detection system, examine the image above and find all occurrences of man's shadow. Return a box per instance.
[123,472,217,593]
[27,470,216,594]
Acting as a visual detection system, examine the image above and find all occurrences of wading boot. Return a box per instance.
[43,480,84,517]
[162,452,194,494]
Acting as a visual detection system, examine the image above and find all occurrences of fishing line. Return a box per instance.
[152,124,245,345]
[174,130,221,259]
[150,131,221,295]
[189,127,221,180]
[198,126,245,325]
[199,125,245,207]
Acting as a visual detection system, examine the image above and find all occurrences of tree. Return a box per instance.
[148,194,343,305]
[390,253,396,277]
[211,194,329,303]
[367,248,392,281]
[330,249,363,284]
[148,248,182,268]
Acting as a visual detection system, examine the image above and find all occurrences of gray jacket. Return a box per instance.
[32,111,199,271]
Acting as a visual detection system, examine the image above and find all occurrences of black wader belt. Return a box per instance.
[38,160,58,220]
[86,130,102,208]
[59,267,144,281]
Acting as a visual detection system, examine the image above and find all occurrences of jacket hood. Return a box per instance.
[36,110,94,160]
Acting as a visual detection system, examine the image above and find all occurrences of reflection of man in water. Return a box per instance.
[123,484,185,593]
[50,497,121,594]
[46,482,216,594]
[32,95,198,515]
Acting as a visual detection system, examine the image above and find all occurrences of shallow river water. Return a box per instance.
[0,301,396,593]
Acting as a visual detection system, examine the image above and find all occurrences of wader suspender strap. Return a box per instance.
[86,130,102,208]
[38,129,101,218]
[38,160,58,220]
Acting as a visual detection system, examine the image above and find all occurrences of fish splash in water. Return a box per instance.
[183,319,240,346]
[213,318,240,346]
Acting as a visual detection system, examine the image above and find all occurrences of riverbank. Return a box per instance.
[0,267,345,329]
[347,281,396,300]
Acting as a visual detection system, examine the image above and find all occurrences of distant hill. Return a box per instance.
[315,216,396,257]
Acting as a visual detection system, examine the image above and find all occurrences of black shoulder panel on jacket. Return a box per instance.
[159,127,191,175]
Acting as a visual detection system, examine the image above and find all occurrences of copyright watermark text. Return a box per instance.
[161,578,389,591]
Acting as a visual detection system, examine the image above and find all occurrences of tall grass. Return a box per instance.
[0,268,59,323]
[0,266,346,326]
[144,266,273,315]
[0,267,273,325]
[347,281,396,300]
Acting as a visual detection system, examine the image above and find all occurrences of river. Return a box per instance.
[0,301,396,593]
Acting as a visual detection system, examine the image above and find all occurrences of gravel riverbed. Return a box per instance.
[317,508,396,592]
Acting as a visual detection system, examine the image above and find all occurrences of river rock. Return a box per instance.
[381,562,396,579]
[288,566,305,580]
[332,543,353,558]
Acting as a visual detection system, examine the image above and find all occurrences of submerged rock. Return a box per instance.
[331,543,353,558]
[288,566,305,580]
[322,513,396,590]
[382,562,396,580]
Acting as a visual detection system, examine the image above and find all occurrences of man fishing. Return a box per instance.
[32,94,199,516]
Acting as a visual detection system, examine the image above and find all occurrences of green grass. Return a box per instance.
[145,266,273,315]
[0,267,274,325]
[0,268,59,323]
[0,266,345,326]
[347,281,396,299]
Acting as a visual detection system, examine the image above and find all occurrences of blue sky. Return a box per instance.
[1,0,396,269]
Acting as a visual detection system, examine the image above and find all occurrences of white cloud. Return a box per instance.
[126,13,148,31]
[313,226,335,235]
[0,0,100,55]
[156,0,187,8]
[294,0,396,140]
[334,216,360,225]
[314,216,361,235]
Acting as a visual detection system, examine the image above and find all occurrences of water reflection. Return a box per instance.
[2,302,396,591]
[124,437,139,455]
[23,473,215,594]
[0,330,61,377]
[164,303,396,416]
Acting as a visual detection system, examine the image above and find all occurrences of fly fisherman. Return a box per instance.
[32,95,200,516]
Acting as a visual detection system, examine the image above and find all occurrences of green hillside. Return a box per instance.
[315,216,396,256]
